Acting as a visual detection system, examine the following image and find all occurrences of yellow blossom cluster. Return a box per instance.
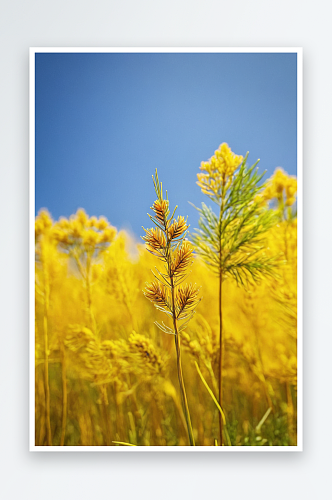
[261,168,297,207]
[51,208,117,250]
[197,143,244,197]
[35,209,53,239]
[35,208,117,250]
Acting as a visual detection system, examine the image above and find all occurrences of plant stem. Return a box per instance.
[100,385,111,446]
[218,268,223,445]
[218,185,226,446]
[161,201,195,447]
[85,253,96,331]
[253,326,274,411]
[42,264,52,446]
[60,342,67,446]
[286,381,295,445]
[170,278,195,446]
[74,252,96,331]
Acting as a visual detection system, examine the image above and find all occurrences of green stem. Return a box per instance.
[100,385,111,446]
[60,342,67,446]
[162,205,195,446]
[218,183,226,445]
[253,326,274,411]
[42,271,52,446]
[85,253,96,331]
[74,251,96,331]
[171,277,195,446]
[218,269,223,445]
[195,361,231,446]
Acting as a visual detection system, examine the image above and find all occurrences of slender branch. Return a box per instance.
[60,342,67,446]
[85,252,96,331]
[42,268,52,446]
[218,182,226,445]
[170,275,195,446]
[218,268,223,445]
[167,219,195,446]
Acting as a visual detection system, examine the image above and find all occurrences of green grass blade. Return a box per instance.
[255,407,272,433]
[194,361,232,446]
[112,441,137,446]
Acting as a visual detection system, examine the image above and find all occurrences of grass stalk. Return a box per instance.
[195,361,231,446]
[85,254,96,332]
[286,381,295,444]
[218,185,226,445]
[172,297,195,446]
[42,272,52,446]
[60,342,67,446]
[218,268,223,445]
[100,385,111,446]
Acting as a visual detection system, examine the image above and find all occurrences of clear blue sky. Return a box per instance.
[35,52,297,237]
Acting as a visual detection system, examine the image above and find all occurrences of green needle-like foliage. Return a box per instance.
[192,154,277,286]
[191,143,278,445]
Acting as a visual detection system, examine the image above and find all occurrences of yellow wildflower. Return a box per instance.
[197,143,243,197]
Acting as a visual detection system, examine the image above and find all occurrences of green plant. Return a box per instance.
[143,170,201,446]
[191,143,277,444]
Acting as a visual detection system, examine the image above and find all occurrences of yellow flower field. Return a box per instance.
[35,146,297,447]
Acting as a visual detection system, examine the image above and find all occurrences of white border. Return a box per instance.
[296,48,303,452]
[29,47,303,452]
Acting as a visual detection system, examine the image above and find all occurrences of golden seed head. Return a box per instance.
[144,281,169,308]
[152,199,169,225]
[176,283,200,318]
[128,332,166,374]
[171,241,193,276]
[142,227,166,255]
[168,216,188,240]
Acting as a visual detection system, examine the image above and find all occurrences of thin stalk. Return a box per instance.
[115,384,126,442]
[195,361,231,446]
[129,377,140,443]
[38,412,46,446]
[218,182,226,445]
[42,268,52,446]
[124,301,135,329]
[170,390,191,438]
[170,276,195,446]
[100,385,111,446]
[113,441,136,446]
[163,203,195,446]
[253,327,274,411]
[218,269,223,445]
[85,253,96,332]
[74,251,96,332]
[37,368,46,445]
[205,360,219,397]
[286,381,295,445]
[60,342,67,446]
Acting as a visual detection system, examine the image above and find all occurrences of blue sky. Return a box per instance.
[35,52,297,238]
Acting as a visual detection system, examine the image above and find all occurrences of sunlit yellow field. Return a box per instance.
[35,153,297,447]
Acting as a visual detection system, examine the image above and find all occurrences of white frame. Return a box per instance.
[29,47,303,452]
